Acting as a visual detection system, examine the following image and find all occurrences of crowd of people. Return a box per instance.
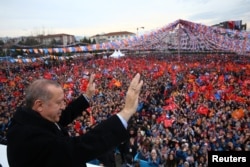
[0,53,250,167]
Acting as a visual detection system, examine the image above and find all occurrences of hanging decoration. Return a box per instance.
[2,19,250,64]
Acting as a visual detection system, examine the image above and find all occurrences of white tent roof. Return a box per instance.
[110,50,125,58]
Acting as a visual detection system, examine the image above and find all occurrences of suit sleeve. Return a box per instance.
[59,95,90,126]
[69,114,130,165]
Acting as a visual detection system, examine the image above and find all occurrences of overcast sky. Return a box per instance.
[0,0,249,37]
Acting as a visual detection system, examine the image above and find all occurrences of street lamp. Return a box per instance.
[137,27,144,36]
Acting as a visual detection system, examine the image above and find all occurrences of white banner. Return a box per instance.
[0,144,8,167]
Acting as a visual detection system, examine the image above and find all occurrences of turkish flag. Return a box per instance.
[163,103,178,111]
[43,72,52,79]
[197,105,209,115]
[80,78,89,92]
[164,119,174,128]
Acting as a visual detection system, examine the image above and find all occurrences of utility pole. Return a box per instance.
[4,48,10,77]
[136,27,144,36]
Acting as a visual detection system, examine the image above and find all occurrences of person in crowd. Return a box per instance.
[164,152,178,167]
[6,73,143,167]
[1,53,249,167]
[136,145,150,161]
[148,148,162,167]
[183,161,189,167]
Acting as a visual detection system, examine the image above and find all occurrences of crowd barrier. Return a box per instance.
[0,144,100,167]
[0,144,8,167]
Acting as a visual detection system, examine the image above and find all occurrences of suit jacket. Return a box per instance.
[7,95,129,167]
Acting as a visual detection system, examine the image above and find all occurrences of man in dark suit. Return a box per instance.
[7,73,143,167]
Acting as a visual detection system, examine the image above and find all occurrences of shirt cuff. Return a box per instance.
[116,113,128,129]
[82,94,90,104]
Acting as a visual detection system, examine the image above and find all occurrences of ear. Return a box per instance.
[32,99,44,113]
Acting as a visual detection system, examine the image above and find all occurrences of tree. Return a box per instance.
[0,40,4,46]
[50,39,57,46]
[0,40,6,56]
[80,36,93,44]
[18,38,40,46]
[91,38,96,44]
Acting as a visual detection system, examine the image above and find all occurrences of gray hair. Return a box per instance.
[25,79,61,108]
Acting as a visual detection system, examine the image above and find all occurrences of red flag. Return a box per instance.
[80,78,89,92]
[164,119,174,128]
[0,77,8,83]
[13,91,21,97]
[43,72,52,79]
[243,79,250,87]
[242,89,250,96]
[165,97,174,104]
[218,75,224,84]
[199,85,207,92]
[156,114,166,124]
[74,120,81,133]
[163,103,178,111]
[197,105,209,115]
[234,96,246,103]
[185,93,190,104]
[228,21,235,29]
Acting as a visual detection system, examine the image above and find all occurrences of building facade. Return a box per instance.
[2,34,76,48]
[35,34,76,46]
[90,31,136,44]
[212,20,247,31]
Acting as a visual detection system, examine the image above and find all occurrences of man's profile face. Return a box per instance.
[39,85,66,123]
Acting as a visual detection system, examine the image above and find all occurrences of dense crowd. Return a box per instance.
[0,53,250,167]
